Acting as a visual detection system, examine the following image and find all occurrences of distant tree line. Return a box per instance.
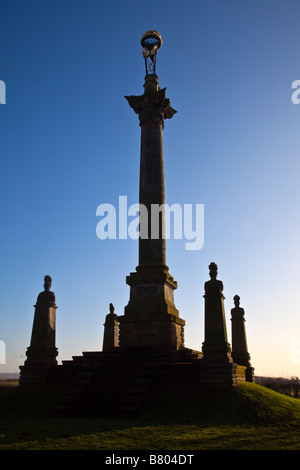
[255,376,300,398]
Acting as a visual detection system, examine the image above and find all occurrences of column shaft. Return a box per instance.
[139,113,166,267]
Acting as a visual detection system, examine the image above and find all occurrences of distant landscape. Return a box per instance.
[0,373,19,380]
[255,376,300,398]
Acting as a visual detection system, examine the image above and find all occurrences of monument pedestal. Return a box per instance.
[118,266,185,351]
[19,346,58,387]
[198,361,246,386]
[230,353,255,383]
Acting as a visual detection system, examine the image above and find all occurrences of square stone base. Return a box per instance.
[19,364,58,387]
[19,346,58,387]
[119,266,185,351]
[198,361,246,387]
[118,313,185,351]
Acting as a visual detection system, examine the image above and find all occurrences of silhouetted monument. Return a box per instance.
[202,263,232,362]
[102,303,119,351]
[118,31,185,351]
[19,275,58,386]
[231,295,255,382]
[18,32,252,413]
[199,263,246,385]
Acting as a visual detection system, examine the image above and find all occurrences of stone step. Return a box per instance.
[54,350,164,417]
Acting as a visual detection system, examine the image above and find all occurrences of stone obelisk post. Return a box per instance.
[199,263,246,385]
[202,263,232,362]
[19,275,58,386]
[102,303,119,351]
[118,31,185,351]
[231,295,254,382]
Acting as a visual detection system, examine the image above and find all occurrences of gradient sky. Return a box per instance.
[1,0,300,377]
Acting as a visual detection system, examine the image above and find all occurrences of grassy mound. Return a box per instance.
[140,381,300,426]
[0,381,299,450]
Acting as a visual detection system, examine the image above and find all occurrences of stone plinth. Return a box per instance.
[198,362,246,387]
[119,266,185,351]
[231,295,255,382]
[19,275,58,386]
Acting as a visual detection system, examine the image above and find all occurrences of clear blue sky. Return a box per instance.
[1,0,300,377]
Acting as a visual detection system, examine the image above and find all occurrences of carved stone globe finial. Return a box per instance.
[44,275,52,291]
[233,295,240,307]
[36,275,55,306]
[208,262,218,279]
[204,262,223,297]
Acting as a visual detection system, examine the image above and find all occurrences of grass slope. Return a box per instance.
[0,381,299,450]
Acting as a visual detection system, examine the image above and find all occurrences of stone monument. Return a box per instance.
[199,263,246,385]
[102,303,119,351]
[19,275,58,386]
[230,295,255,382]
[18,33,252,410]
[201,262,232,362]
[118,31,185,351]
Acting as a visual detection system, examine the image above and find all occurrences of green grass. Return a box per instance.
[0,381,299,450]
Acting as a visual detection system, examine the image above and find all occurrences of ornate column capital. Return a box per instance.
[125,88,177,126]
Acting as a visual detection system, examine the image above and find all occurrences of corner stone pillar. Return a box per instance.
[118,75,185,351]
[201,263,232,362]
[19,275,58,386]
[199,263,246,386]
[102,303,119,351]
[231,295,255,382]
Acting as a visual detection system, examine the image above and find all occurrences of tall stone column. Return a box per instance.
[19,275,58,386]
[118,74,185,351]
[231,295,255,382]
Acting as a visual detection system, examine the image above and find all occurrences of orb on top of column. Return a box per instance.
[141,30,163,76]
